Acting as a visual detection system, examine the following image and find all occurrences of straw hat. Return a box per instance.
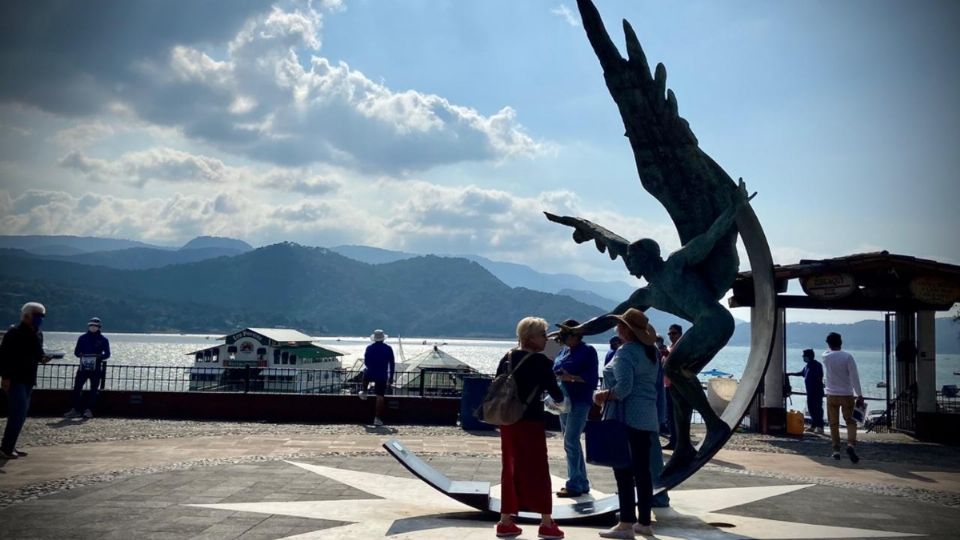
[607,308,657,346]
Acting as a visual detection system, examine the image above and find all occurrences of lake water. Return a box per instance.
[42,331,960,404]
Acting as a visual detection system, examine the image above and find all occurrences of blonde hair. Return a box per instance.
[516,316,548,348]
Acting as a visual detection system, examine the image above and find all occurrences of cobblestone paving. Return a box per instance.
[16,417,956,466]
[3,417,959,510]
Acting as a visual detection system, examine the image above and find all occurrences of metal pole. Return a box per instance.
[244,365,251,394]
[884,313,892,428]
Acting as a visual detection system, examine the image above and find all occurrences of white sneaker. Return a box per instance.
[598,525,635,538]
[64,409,81,418]
[633,523,654,536]
[373,417,384,426]
[358,391,367,400]
[83,409,93,419]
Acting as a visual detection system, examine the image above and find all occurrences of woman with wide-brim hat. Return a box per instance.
[592,308,660,538]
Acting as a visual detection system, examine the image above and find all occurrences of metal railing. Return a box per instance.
[35,363,491,397]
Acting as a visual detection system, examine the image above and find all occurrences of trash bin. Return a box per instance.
[460,377,495,431]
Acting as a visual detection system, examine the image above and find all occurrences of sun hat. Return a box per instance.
[88,317,102,327]
[555,318,581,339]
[607,308,657,346]
[370,329,387,342]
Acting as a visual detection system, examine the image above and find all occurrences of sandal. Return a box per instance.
[556,487,583,498]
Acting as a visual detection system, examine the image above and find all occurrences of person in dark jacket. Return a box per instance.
[495,316,565,540]
[604,335,622,366]
[0,302,51,459]
[65,317,111,419]
[788,348,825,433]
[359,329,395,427]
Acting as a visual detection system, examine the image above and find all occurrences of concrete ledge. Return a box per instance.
[20,390,461,425]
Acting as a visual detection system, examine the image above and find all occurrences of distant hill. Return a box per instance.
[728,317,960,354]
[332,245,416,264]
[181,236,252,252]
[330,244,635,307]
[0,243,603,336]
[0,236,253,271]
[0,235,164,255]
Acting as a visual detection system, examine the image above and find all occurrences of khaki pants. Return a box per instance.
[827,395,857,452]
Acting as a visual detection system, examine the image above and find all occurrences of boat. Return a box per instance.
[700,368,734,378]
[188,328,347,393]
[876,381,888,388]
[393,345,481,396]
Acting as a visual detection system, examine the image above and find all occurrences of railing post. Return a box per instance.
[244,365,251,394]
[419,370,426,397]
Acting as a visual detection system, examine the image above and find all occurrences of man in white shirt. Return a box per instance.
[823,332,864,463]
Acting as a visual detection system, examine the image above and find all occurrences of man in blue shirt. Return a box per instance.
[66,317,111,419]
[552,319,599,497]
[360,329,395,426]
[788,348,825,434]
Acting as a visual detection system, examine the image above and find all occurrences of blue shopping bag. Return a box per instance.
[584,402,631,468]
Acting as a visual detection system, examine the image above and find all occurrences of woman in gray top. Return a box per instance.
[593,308,660,538]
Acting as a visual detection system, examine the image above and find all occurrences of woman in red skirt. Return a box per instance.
[496,316,566,539]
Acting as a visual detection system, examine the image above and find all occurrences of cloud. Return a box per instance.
[258,169,341,195]
[550,4,580,28]
[58,148,233,186]
[2,1,542,173]
[0,180,660,278]
[57,146,343,196]
[51,122,115,149]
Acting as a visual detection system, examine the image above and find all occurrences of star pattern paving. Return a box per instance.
[188,460,920,539]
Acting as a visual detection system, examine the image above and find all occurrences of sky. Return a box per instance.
[1,0,958,324]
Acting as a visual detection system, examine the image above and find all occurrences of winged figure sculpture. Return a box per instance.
[546,0,758,479]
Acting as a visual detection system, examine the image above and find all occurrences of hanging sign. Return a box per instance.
[800,273,857,300]
[909,276,960,305]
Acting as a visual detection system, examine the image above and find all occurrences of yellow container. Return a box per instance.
[786,409,805,435]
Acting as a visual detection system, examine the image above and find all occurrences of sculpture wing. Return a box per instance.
[544,211,630,263]
[576,0,741,296]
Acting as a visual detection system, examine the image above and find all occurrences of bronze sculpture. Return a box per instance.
[547,0,772,484]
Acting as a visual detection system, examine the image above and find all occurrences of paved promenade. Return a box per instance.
[1,418,958,539]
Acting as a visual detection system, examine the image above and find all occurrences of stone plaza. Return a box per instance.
[1,419,958,539]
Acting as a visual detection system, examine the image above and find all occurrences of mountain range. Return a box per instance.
[0,235,957,351]
[0,243,603,337]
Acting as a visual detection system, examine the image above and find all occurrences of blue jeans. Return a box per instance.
[559,400,591,493]
[649,431,670,507]
[2,382,33,453]
[72,369,101,411]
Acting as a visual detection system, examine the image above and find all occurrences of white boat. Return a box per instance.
[187,328,347,392]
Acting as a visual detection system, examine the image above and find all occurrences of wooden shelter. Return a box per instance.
[731,251,960,443]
